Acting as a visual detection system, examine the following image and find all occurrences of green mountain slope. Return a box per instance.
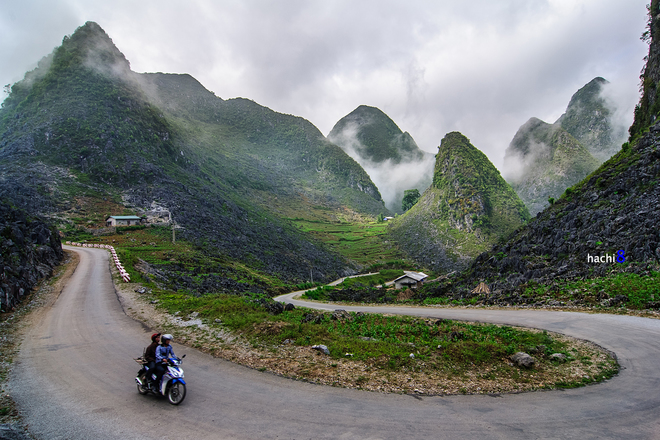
[327,105,434,212]
[503,78,625,215]
[138,73,385,215]
[420,2,660,305]
[328,105,427,164]
[504,117,600,215]
[389,132,530,273]
[0,21,386,284]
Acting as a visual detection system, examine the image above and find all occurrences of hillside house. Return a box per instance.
[106,215,142,227]
[394,272,428,289]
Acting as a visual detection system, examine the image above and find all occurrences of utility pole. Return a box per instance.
[171,213,175,244]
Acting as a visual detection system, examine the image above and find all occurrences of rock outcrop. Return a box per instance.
[328,105,434,212]
[0,201,63,311]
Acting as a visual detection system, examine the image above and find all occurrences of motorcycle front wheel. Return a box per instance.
[167,381,186,405]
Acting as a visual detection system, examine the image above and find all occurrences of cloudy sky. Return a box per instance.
[1,0,650,169]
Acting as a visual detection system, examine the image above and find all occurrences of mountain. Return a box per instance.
[503,77,627,215]
[388,132,530,273]
[557,77,627,161]
[503,118,600,215]
[327,105,434,212]
[0,22,386,285]
[420,3,660,304]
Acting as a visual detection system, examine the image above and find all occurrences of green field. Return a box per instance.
[290,219,403,265]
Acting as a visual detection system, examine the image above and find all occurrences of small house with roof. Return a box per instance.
[106,215,142,227]
[394,272,428,289]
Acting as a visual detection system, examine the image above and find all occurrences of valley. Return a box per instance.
[2,3,660,437]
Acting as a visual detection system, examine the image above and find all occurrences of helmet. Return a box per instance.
[151,333,161,342]
[162,334,173,341]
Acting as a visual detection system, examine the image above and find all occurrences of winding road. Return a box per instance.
[9,246,660,439]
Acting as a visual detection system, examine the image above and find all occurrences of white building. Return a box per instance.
[106,215,142,226]
[393,272,428,289]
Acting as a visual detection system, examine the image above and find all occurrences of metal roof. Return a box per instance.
[107,216,141,220]
[394,272,428,282]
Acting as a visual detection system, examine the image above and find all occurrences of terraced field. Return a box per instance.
[290,219,403,265]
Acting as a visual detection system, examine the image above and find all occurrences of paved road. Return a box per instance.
[10,246,660,439]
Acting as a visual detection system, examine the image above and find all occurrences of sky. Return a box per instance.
[0,0,650,170]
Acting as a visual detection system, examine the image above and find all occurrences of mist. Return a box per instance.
[328,121,435,213]
[599,80,635,152]
[0,0,649,174]
[502,119,559,183]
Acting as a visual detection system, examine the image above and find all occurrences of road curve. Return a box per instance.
[9,246,660,439]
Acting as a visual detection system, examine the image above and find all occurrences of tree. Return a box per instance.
[402,189,421,212]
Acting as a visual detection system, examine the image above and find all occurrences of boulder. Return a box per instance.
[511,352,536,368]
[331,310,351,321]
[550,353,568,362]
[312,344,330,355]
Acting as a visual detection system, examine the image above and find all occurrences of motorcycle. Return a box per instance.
[135,354,187,405]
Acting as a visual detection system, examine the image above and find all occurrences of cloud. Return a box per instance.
[1,0,649,171]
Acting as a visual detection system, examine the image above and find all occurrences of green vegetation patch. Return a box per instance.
[145,287,617,392]
[520,271,660,310]
[68,225,291,295]
[416,270,660,312]
[291,219,403,265]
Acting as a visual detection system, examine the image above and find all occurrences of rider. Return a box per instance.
[154,334,177,390]
[144,333,160,387]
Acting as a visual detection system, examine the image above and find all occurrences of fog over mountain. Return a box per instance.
[328,105,434,212]
[503,77,629,215]
[1,0,648,168]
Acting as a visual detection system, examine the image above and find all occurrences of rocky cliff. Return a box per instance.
[504,117,600,215]
[557,77,627,162]
[0,201,63,311]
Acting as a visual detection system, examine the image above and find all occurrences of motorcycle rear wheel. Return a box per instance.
[167,382,186,405]
[137,373,149,395]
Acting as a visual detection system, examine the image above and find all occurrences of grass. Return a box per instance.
[301,269,405,301]
[289,218,403,265]
[65,224,292,294]
[338,270,404,288]
[407,267,660,312]
[151,288,564,367]
[518,271,660,310]
[142,287,618,390]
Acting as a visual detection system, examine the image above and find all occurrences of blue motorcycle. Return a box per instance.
[135,355,187,405]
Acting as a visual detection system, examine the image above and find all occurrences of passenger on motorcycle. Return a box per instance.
[154,334,176,389]
[144,333,160,386]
